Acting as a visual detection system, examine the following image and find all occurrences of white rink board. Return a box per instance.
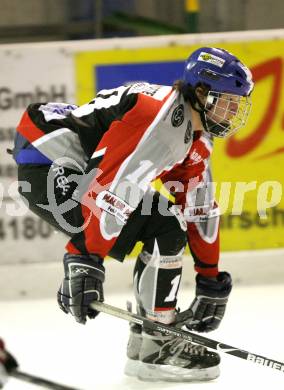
[0,250,284,301]
[0,44,74,266]
[0,29,284,267]
[0,206,66,265]
[0,45,75,179]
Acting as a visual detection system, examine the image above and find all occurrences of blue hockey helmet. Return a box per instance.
[183,47,253,96]
[182,47,254,137]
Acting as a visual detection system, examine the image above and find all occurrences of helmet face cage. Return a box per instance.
[204,91,252,138]
[183,47,254,137]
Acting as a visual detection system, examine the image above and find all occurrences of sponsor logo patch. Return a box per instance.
[127,82,161,97]
[171,104,184,127]
[51,165,70,196]
[184,120,192,144]
[197,52,225,68]
[96,190,134,224]
[189,148,202,164]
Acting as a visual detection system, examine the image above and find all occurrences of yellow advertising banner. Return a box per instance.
[75,39,284,251]
[213,41,284,250]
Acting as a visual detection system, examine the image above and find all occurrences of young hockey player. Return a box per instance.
[13,47,253,381]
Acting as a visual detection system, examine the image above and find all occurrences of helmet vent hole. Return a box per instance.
[235,70,243,78]
[200,69,220,80]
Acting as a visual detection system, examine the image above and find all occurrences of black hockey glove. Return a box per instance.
[57,253,105,324]
[186,272,232,332]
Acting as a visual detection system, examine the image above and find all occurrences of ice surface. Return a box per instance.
[1,284,284,389]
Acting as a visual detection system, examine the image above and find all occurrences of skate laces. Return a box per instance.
[165,338,206,357]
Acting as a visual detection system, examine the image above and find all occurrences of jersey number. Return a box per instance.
[164,275,181,302]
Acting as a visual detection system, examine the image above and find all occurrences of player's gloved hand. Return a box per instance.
[0,339,18,388]
[186,272,232,332]
[57,253,105,324]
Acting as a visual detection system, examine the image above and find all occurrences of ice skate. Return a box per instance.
[125,323,220,382]
[137,328,220,382]
[124,323,142,377]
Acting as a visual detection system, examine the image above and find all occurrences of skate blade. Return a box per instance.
[124,358,141,377]
[137,363,220,382]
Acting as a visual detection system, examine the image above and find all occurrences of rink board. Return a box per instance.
[1,249,284,300]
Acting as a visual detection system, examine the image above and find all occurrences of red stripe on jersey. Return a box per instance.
[66,241,82,255]
[17,110,45,142]
[194,265,219,278]
[159,157,205,212]
[187,222,220,278]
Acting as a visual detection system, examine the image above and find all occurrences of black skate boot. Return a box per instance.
[137,328,220,382]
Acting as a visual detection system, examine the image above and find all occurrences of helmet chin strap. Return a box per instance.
[204,117,230,137]
[195,99,231,138]
[200,111,209,132]
[181,83,228,136]
[191,89,231,137]
[186,89,210,132]
[184,85,209,120]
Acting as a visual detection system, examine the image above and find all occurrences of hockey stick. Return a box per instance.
[10,370,82,390]
[91,301,284,374]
